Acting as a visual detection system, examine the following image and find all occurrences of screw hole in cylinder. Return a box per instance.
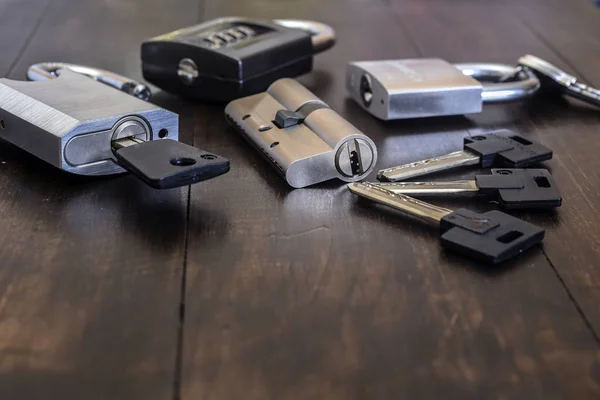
[170,157,197,166]
[158,129,168,138]
[270,142,279,148]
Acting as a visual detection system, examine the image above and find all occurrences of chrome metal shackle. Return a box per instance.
[27,62,152,101]
[274,19,336,53]
[454,63,540,103]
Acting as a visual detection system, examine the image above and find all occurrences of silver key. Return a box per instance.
[519,54,600,108]
[378,150,480,182]
[377,131,553,182]
[347,182,545,264]
[346,58,540,120]
[373,168,562,210]
[225,78,377,188]
[349,182,453,225]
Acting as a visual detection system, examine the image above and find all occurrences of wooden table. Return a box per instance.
[1,0,600,398]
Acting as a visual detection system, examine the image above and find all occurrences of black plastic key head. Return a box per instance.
[114,139,230,189]
[476,169,562,209]
[464,131,553,168]
[439,208,545,264]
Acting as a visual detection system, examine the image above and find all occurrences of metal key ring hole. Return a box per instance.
[170,157,197,166]
[454,63,540,103]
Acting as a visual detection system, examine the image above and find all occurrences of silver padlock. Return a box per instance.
[0,63,229,189]
[346,58,541,120]
[225,78,377,188]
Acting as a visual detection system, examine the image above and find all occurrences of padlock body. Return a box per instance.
[0,71,178,176]
[225,78,377,188]
[346,58,483,120]
[142,17,314,103]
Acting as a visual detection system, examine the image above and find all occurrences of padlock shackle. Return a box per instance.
[454,63,540,104]
[27,62,152,101]
[274,19,335,54]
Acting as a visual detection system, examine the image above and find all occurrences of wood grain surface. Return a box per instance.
[1,0,600,399]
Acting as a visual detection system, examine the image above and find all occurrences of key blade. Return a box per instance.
[377,150,480,182]
[374,180,479,195]
[348,182,452,226]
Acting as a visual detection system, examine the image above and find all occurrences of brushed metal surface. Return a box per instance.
[347,59,483,120]
[0,70,178,176]
[346,59,541,120]
[225,78,377,188]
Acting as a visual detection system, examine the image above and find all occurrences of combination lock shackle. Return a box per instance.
[27,62,153,101]
[273,19,336,53]
[454,63,540,103]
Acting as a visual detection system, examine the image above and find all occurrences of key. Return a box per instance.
[112,137,229,189]
[377,131,552,182]
[346,58,540,120]
[348,182,545,264]
[374,168,562,209]
[0,65,229,189]
[225,78,377,188]
[141,17,335,102]
[519,55,600,109]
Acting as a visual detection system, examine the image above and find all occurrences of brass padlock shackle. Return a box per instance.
[454,63,540,103]
[27,62,152,101]
[274,19,336,54]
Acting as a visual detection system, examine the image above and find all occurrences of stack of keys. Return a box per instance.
[349,131,559,263]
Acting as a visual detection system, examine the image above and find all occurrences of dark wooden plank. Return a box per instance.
[0,0,204,398]
[0,0,51,77]
[182,1,600,399]
[504,0,600,335]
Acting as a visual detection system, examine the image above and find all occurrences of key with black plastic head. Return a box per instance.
[348,182,545,264]
[113,137,230,189]
[374,168,562,209]
[377,130,553,182]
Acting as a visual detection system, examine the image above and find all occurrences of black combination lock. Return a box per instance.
[141,17,335,102]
